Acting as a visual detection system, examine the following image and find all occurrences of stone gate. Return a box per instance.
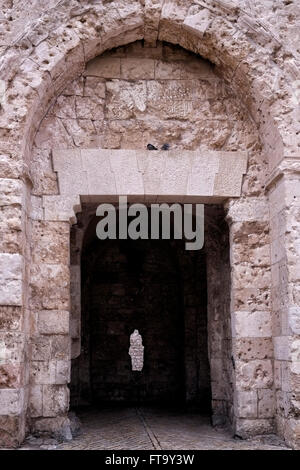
[0,0,299,449]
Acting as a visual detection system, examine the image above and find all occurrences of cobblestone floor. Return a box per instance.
[20,407,290,450]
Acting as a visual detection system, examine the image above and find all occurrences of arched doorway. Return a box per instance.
[70,207,212,413]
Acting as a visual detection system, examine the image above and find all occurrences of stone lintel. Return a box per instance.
[42,149,248,222]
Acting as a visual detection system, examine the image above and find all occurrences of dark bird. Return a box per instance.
[147,143,158,150]
[161,143,170,150]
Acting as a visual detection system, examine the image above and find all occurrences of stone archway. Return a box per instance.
[0,1,299,449]
[69,203,229,421]
[26,39,273,444]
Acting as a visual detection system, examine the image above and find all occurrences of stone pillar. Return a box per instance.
[267,160,300,449]
[226,196,275,437]
[205,207,232,426]
[28,217,72,439]
[0,175,27,447]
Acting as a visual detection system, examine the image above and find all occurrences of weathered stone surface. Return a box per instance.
[0,415,24,448]
[0,389,24,415]
[30,264,70,310]
[31,221,69,265]
[234,338,273,361]
[84,58,121,79]
[42,385,69,417]
[37,311,70,335]
[258,389,275,419]
[121,58,155,79]
[0,2,299,450]
[0,363,23,388]
[235,418,275,438]
[183,10,213,38]
[0,307,22,331]
[46,149,247,213]
[234,390,257,418]
[29,385,43,418]
[231,311,272,338]
[236,360,273,390]
[0,254,22,305]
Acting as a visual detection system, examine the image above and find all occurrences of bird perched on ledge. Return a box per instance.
[147,143,158,150]
[146,143,170,150]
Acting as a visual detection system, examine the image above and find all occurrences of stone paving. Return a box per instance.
[20,407,290,450]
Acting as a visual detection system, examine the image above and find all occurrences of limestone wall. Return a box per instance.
[0,0,299,449]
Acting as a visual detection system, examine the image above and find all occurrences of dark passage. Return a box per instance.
[70,209,211,412]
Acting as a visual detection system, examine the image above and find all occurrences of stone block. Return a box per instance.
[0,280,22,306]
[80,149,117,197]
[284,418,300,450]
[234,338,273,361]
[33,416,71,439]
[50,95,76,119]
[29,385,43,418]
[42,385,69,417]
[183,10,212,38]
[234,390,258,418]
[106,80,147,119]
[290,338,300,362]
[0,230,23,255]
[70,265,80,319]
[56,360,71,384]
[0,306,22,331]
[75,96,104,120]
[0,178,23,206]
[30,264,70,310]
[289,306,300,334]
[31,221,70,265]
[0,154,23,179]
[84,57,121,78]
[0,204,22,232]
[31,361,56,385]
[236,359,273,390]
[0,363,23,388]
[51,335,71,361]
[70,318,80,339]
[258,389,275,418]
[30,336,51,361]
[276,390,291,418]
[274,360,282,390]
[154,60,182,79]
[84,77,105,98]
[232,287,270,312]
[0,388,24,415]
[37,311,69,335]
[52,149,87,196]
[0,415,24,448]
[144,0,162,46]
[0,254,22,305]
[0,332,25,363]
[109,150,144,196]
[232,265,271,290]
[235,418,275,438]
[227,199,269,222]
[71,338,81,359]
[121,58,155,79]
[30,195,44,221]
[34,116,73,149]
[43,195,81,224]
[62,77,84,96]
[231,311,272,338]
[274,336,289,361]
